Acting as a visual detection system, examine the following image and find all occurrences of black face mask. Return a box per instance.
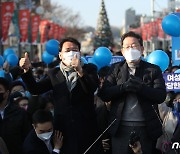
[0,93,4,103]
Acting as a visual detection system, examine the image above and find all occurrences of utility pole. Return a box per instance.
[0,0,4,55]
[151,0,155,18]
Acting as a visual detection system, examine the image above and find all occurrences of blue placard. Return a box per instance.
[163,73,180,92]
[172,36,180,66]
[110,56,124,64]
[85,56,124,65]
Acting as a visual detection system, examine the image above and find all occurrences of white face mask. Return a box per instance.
[36,131,53,141]
[123,48,141,62]
[62,51,80,66]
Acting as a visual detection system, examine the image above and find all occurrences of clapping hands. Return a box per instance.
[123,75,143,93]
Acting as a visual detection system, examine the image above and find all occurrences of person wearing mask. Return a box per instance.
[23,109,63,154]
[98,31,166,154]
[19,37,102,154]
[0,77,31,154]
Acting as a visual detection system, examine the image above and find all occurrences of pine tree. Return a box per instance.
[94,0,114,50]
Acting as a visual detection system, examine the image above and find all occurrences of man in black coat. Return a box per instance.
[23,110,63,154]
[98,31,166,154]
[0,77,31,154]
[19,37,102,154]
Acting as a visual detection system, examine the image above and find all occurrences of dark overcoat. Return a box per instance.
[22,64,102,154]
[98,60,166,140]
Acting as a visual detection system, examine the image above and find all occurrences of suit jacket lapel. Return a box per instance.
[56,69,66,83]
[53,68,70,94]
[135,60,144,78]
[120,62,129,82]
[32,129,50,153]
[49,67,66,86]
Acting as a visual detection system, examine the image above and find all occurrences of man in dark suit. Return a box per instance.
[23,109,63,154]
[98,31,166,154]
[19,37,102,154]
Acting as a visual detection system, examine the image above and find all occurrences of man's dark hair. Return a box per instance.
[0,77,10,91]
[121,31,143,47]
[59,37,81,52]
[9,66,23,80]
[32,109,53,125]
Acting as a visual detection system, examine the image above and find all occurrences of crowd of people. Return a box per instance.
[0,31,179,154]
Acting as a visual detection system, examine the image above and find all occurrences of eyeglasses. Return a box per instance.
[122,44,140,50]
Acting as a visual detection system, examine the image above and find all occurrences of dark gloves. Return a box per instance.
[122,75,143,93]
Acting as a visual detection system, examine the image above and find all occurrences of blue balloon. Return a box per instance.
[94,47,112,68]
[3,48,15,60]
[0,56,4,67]
[46,39,60,56]
[162,14,180,37]
[174,69,180,73]
[146,50,170,72]
[88,57,101,70]
[81,57,88,64]
[42,51,54,64]
[0,70,4,78]
[6,54,18,66]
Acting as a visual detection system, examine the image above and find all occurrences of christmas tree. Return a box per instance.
[94,0,114,50]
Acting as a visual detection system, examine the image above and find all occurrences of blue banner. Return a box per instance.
[110,56,124,64]
[85,56,124,64]
[172,36,180,66]
[163,73,180,92]
[172,12,180,66]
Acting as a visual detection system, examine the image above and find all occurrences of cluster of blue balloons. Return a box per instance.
[44,39,60,64]
[88,47,112,70]
[162,13,180,37]
[3,48,18,67]
[146,50,169,72]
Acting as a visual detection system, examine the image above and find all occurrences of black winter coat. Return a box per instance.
[0,103,31,154]
[23,129,58,154]
[21,64,103,154]
[98,60,166,140]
